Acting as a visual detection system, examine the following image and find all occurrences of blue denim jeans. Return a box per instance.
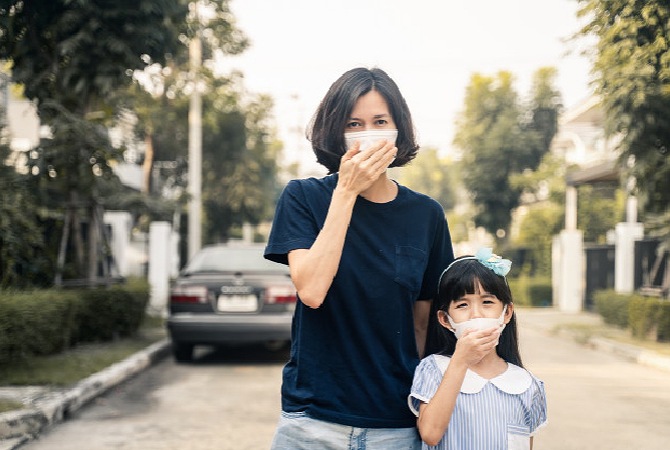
[270,411,422,450]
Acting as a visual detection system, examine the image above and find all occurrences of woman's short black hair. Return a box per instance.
[430,257,523,367]
[307,67,419,174]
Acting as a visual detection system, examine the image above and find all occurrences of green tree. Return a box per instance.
[577,0,670,214]
[393,146,456,211]
[454,69,560,246]
[121,6,280,243]
[0,0,187,285]
[0,144,51,287]
[511,154,566,275]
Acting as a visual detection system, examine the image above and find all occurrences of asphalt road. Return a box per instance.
[20,324,670,450]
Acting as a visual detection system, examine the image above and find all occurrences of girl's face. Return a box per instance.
[438,281,514,329]
[344,90,396,134]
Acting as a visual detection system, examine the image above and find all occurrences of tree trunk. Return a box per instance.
[88,200,98,286]
[142,131,154,194]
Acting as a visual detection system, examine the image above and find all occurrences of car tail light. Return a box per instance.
[170,285,208,303]
[265,285,297,304]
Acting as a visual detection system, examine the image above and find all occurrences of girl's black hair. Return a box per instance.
[431,256,523,367]
[307,67,419,174]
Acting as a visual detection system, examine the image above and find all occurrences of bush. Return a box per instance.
[657,302,670,342]
[628,295,660,339]
[508,276,552,307]
[74,281,150,343]
[593,289,670,342]
[0,280,149,364]
[594,290,630,328]
[0,290,79,365]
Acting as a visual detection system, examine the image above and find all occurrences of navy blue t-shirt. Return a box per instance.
[264,174,454,428]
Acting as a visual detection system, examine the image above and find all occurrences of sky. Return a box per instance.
[225,0,595,172]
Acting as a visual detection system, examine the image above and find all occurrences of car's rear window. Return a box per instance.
[185,247,286,273]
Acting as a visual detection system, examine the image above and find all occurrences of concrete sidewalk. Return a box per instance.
[517,308,670,373]
[2,308,670,449]
[0,340,171,450]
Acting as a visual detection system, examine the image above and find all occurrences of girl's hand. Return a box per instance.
[452,326,501,367]
[337,140,397,195]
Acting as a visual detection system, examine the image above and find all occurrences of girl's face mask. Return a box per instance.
[344,129,398,153]
[447,305,507,340]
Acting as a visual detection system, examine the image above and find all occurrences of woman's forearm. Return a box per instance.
[288,187,357,308]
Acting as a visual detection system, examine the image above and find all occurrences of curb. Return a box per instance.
[0,339,170,449]
[534,323,670,374]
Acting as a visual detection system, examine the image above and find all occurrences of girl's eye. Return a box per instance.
[454,302,468,309]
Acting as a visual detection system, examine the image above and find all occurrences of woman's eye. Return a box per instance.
[374,119,388,126]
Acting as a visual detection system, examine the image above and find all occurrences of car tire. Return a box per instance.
[172,342,194,362]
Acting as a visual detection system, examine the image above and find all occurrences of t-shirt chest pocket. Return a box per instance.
[393,246,427,295]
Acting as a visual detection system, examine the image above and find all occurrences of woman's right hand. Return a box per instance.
[337,140,397,195]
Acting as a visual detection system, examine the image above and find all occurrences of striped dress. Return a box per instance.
[409,354,547,450]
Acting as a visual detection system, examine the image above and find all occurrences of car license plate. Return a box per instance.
[217,294,257,312]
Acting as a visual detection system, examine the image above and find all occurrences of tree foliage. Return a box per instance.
[0,144,51,287]
[393,146,456,211]
[120,1,280,244]
[0,0,186,115]
[577,0,670,213]
[454,69,561,245]
[0,0,189,284]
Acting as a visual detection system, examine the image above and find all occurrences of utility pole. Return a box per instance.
[187,11,202,261]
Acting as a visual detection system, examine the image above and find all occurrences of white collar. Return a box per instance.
[432,354,533,394]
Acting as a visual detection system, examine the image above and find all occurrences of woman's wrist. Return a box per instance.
[332,185,359,204]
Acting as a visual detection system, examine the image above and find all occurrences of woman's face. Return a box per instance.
[344,90,396,134]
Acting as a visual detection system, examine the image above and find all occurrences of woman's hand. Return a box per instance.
[337,140,397,195]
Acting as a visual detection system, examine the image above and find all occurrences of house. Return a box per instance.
[551,96,648,312]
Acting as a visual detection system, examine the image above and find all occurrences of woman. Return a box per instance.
[264,67,454,449]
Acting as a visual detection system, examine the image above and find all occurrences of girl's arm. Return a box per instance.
[414,300,431,359]
[288,144,396,308]
[417,355,468,446]
[416,327,501,446]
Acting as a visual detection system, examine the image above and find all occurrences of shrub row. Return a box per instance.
[0,279,149,365]
[507,276,552,307]
[594,289,670,342]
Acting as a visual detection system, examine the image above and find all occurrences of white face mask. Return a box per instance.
[344,129,398,153]
[447,305,507,340]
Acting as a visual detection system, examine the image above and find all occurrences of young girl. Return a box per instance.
[409,248,547,450]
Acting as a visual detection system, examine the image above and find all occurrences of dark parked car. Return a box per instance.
[166,243,296,362]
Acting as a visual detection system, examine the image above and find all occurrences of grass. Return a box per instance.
[553,321,670,357]
[0,316,166,387]
[0,399,23,414]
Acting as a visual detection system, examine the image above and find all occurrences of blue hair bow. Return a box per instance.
[475,248,512,277]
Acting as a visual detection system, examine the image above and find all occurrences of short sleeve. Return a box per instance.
[264,180,321,265]
[528,376,548,435]
[408,356,443,417]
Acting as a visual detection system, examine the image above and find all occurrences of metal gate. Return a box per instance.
[584,244,615,310]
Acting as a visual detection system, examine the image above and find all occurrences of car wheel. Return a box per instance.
[172,342,194,362]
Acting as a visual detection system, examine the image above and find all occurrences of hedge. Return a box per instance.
[594,290,630,329]
[0,279,150,365]
[507,276,552,307]
[594,289,670,342]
